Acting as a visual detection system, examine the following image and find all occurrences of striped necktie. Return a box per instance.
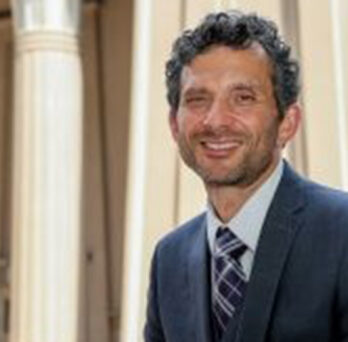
[212,227,248,339]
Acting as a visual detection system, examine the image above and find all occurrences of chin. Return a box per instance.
[198,168,245,186]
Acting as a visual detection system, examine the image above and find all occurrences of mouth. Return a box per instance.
[200,139,243,157]
[202,141,241,150]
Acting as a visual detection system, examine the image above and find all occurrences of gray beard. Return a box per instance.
[177,128,278,188]
[181,148,275,188]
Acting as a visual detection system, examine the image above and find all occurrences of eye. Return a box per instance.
[235,92,256,105]
[184,96,209,108]
[186,96,206,103]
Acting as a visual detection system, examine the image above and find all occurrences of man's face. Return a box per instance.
[170,44,297,187]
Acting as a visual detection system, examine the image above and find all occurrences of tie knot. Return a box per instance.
[215,227,247,260]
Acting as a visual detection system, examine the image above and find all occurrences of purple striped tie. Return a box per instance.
[212,227,248,339]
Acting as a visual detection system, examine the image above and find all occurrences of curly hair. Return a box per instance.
[165,11,300,118]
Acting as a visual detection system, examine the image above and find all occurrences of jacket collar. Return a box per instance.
[225,162,307,342]
[187,215,214,342]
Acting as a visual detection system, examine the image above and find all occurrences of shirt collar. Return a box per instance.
[207,159,284,253]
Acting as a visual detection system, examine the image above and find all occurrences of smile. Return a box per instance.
[201,140,241,151]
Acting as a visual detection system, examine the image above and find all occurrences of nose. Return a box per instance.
[202,98,231,129]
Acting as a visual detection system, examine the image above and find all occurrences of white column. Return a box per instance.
[330,0,348,189]
[120,0,181,340]
[10,1,83,342]
[298,0,346,188]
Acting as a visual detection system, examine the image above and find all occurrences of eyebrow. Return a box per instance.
[182,87,210,97]
[228,81,262,92]
[183,81,262,94]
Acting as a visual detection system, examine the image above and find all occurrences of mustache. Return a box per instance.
[192,127,249,140]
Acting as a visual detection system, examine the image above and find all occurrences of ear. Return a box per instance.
[169,109,179,142]
[277,103,302,148]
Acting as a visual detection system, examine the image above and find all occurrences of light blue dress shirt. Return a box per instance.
[207,160,284,280]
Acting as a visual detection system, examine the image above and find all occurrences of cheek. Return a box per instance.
[180,114,204,136]
[260,120,280,147]
[245,117,279,145]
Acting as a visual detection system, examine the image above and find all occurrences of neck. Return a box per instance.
[206,158,280,223]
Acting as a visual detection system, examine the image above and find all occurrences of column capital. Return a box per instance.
[11,0,82,34]
[15,31,79,54]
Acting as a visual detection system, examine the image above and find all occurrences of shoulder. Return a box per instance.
[282,162,348,216]
[156,212,206,254]
[294,177,348,246]
[278,163,348,242]
[302,178,348,217]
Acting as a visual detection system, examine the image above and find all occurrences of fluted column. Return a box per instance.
[298,0,348,188]
[10,1,83,342]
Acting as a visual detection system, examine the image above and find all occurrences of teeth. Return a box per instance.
[204,142,239,150]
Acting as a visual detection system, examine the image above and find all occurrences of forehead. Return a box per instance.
[180,44,273,90]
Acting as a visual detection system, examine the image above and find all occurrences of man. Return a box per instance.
[144,11,348,342]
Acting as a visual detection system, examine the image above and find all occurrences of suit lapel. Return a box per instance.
[188,217,214,342]
[224,163,306,342]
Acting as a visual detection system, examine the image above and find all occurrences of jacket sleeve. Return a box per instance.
[144,246,166,342]
[338,234,348,341]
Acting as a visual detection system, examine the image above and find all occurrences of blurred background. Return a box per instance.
[0,0,347,341]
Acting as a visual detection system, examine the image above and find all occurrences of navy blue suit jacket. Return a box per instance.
[144,163,348,342]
